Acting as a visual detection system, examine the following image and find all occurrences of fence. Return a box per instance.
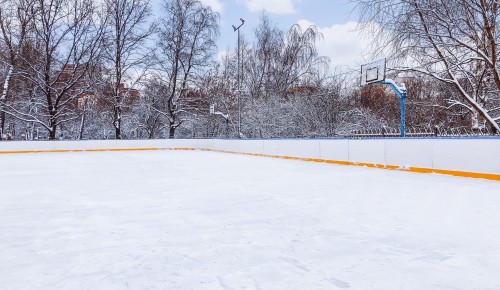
[345,126,498,138]
[1,126,499,141]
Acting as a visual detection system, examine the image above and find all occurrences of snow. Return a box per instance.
[0,150,499,289]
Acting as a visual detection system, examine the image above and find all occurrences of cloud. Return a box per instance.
[243,0,296,14]
[200,0,223,13]
[298,19,375,71]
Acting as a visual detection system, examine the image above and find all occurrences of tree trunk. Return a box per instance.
[0,111,5,140]
[114,106,122,139]
[79,112,86,140]
[48,107,57,140]
[49,125,56,140]
[169,123,175,139]
[0,64,14,140]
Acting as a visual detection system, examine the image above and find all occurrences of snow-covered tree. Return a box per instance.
[356,0,500,132]
[155,0,219,138]
[102,0,154,139]
[1,0,106,140]
[0,0,35,139]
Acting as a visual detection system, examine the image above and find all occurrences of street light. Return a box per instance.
[232,18,244,138]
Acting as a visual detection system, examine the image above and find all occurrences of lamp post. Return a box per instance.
[232,18,244,138]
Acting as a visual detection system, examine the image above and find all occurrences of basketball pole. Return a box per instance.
[378,79,407,137]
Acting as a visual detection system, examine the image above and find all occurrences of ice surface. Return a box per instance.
[0,150,499,289]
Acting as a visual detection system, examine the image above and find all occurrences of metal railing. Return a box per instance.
[345,126,498,138]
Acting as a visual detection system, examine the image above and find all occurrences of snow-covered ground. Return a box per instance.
[0,150,499,290]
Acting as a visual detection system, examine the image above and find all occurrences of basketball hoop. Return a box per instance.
[360,58,407,137]
[360,58,386,86]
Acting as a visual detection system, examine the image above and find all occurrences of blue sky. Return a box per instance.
[153,0,372,70]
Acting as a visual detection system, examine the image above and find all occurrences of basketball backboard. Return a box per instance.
[360,58,386,86]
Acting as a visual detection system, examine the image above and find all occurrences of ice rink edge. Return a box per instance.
[1,146,498,181]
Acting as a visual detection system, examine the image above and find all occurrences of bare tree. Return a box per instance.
[245,15,328,100]
[246,13,283,99]
[103,0,154,139]
[1,0,106,140]
[136,74,169,138]
[155,0,219,138]
[273,24,328,97]
[0,0,35,139]
[356,0,500,132]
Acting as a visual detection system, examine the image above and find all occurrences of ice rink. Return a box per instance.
[1,149,499,289]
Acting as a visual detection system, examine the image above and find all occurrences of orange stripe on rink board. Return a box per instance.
[0,147,197,155]
[200,148,500,181]
[1,147,498,181]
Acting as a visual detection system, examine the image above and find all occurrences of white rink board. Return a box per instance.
[384,139,434,168]
[0,138,499,176]
[274,139,321,159]
[348,139,386,165]
[432,139,500,173]
[318,139,349,161]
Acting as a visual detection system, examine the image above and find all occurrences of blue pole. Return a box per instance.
[400,94,406,137]
[379,81,406,137]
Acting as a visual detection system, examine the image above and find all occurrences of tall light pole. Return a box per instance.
[232,18,244,138]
